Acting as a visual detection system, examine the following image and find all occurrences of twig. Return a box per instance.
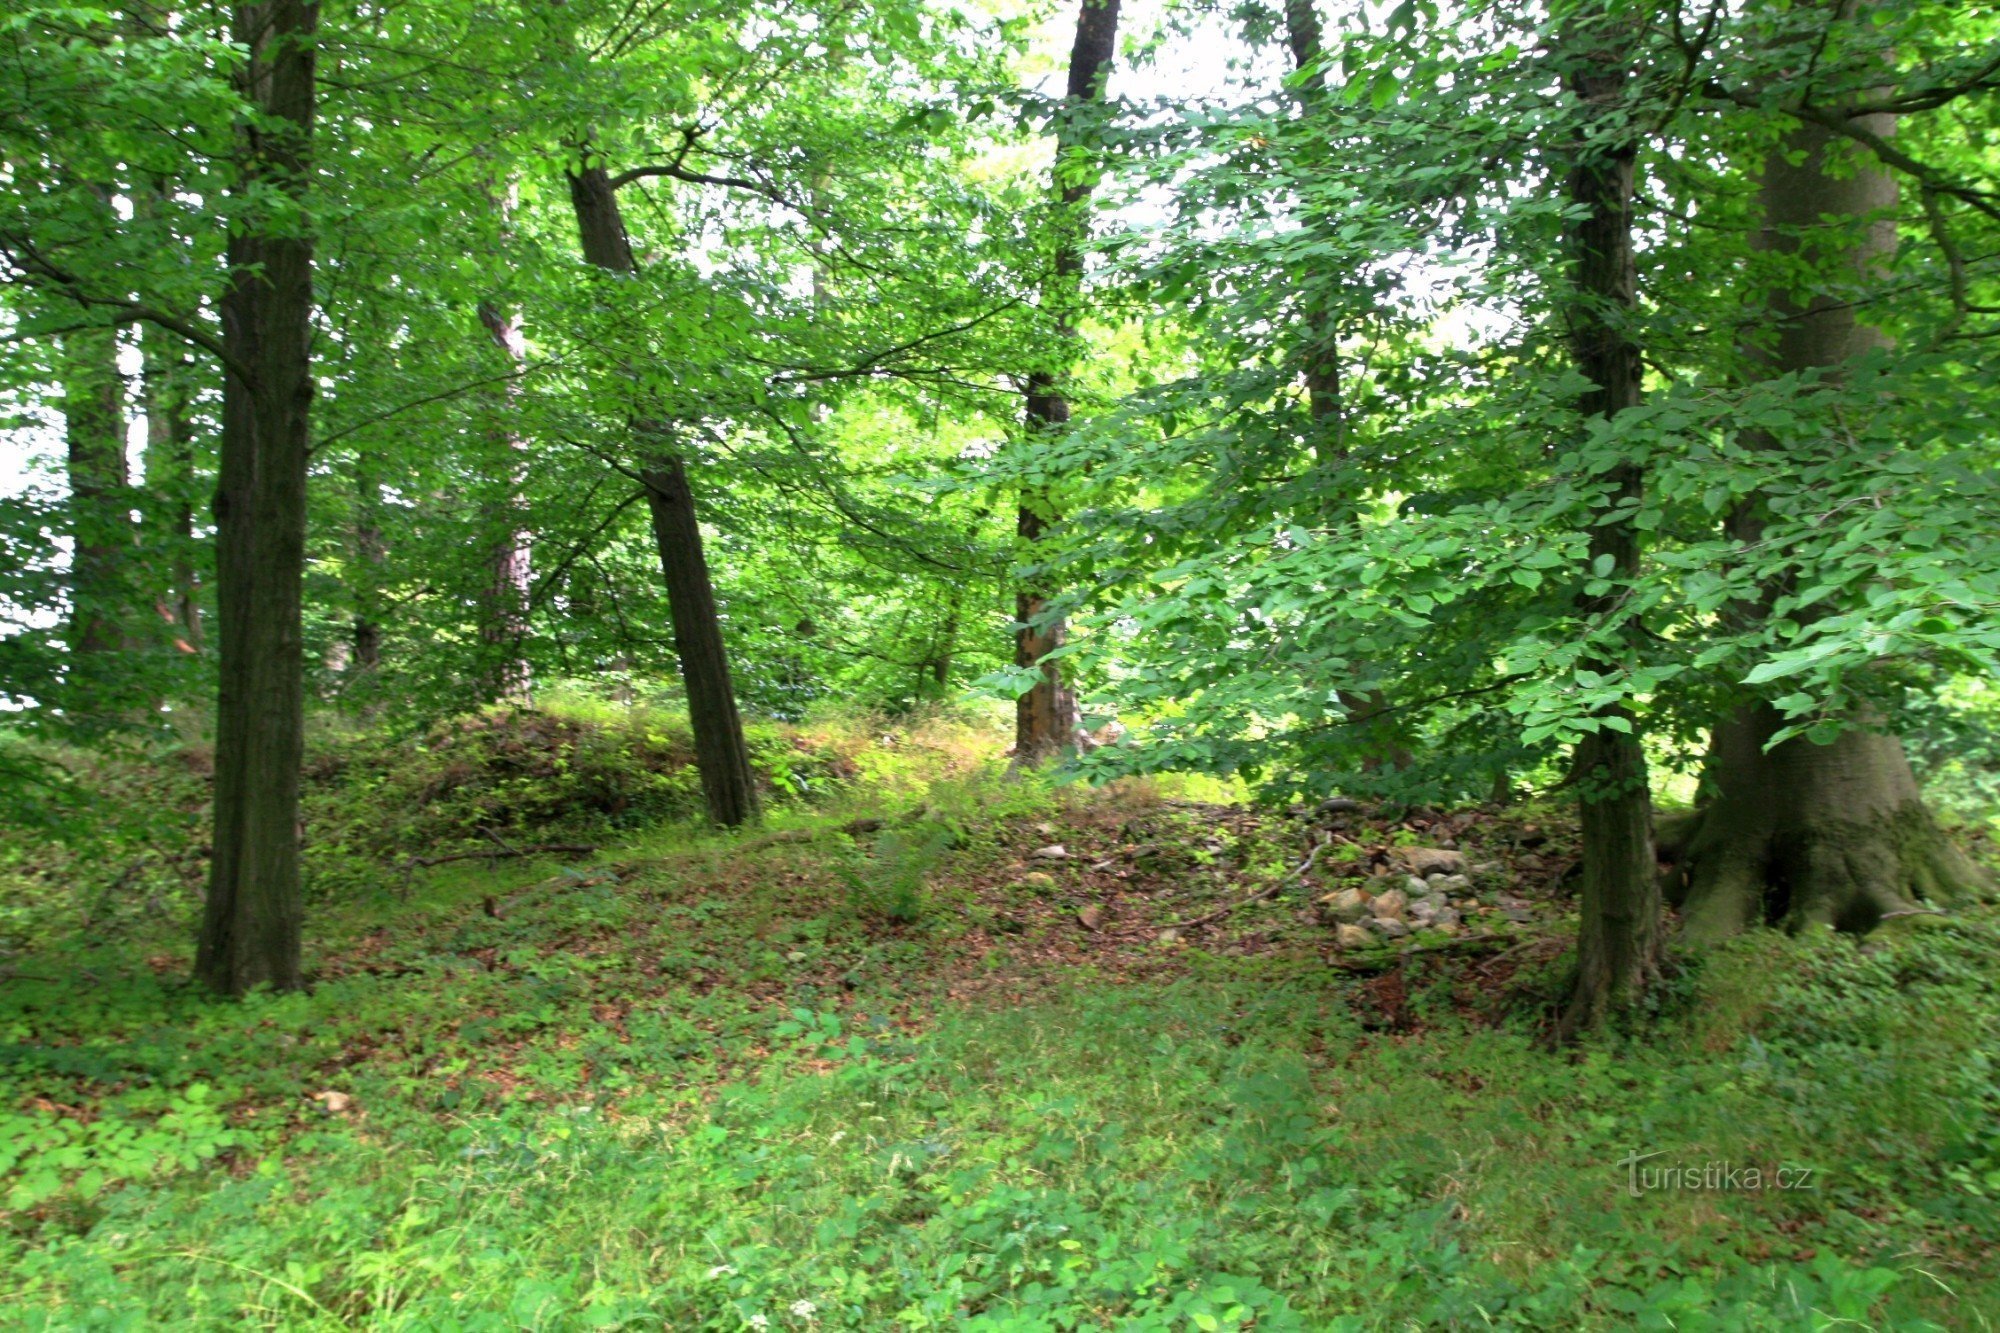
[1169,833,1330,930]
[396,841,597,895]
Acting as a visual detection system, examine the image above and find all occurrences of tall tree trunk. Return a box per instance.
[350,457,383,686]
[59,321,129,667]
[477,296,533,706]
[564,160,759,826]
[1278,0,1409,775]
[1558,16,1661,1037]
[1013,0,1121,765]
[1672,3,1989,942]
[141,326,201,655]
[197,0,317,996]
[641,454,759,826]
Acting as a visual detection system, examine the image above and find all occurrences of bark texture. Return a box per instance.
[60,322,129,665]
[197,0,317,996]
[141,326,201,654]
[1677,4,1989,940]
[1672,705,1989,941]
[566,159,759,825]
[1557,19,1662,1037]
[1013,0,1120,764]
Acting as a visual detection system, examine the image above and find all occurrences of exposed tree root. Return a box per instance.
[1663,706,1993,944]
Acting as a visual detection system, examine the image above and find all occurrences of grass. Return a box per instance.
[3,708,1998,1329]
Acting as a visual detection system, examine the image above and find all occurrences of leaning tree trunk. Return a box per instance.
[641,454,759,827]
[1673,7,1989,942]
[1012,0,1121,765]
[1556,16,1661,1037]
[197,0,317,996]
[565,159,759,826]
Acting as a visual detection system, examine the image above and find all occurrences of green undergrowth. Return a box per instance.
[3,716,1999,1328]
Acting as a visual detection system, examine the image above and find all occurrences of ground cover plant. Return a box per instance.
[4,711,2000,1328]
[5,0,2000,1327]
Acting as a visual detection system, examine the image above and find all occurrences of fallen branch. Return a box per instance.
[735,816,894,853]
[397,840,598,894]
[1168,833,1330,930]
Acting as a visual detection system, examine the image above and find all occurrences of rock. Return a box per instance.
[1433,873,1473,896]
[1077,905,1106,931]
[1034,821,1057,836]
[1031,844,1069,860]
[1157,927,1182,944]
[1317,887,1371,924]
[1432,906,1461,929]
[311,1090,353,1116]
[1317,797,1365,816]
[1334,923,1373,950]
[1408,899,1437,925]
[1370,887,1408,922]
[1364,917,1411,939]
[1402,847,1467,877]
[1404,875,1435,898]
[1020,871,1057,893]
[1433,922,1463,937]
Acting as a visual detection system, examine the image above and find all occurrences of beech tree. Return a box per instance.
[194,0,319,995]
[1011,0,1122,764]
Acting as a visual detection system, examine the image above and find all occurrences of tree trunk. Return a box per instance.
[141,325,201,654]
[1012,0,1120,764]
[197,0,317,997]
[351,459,384,685]
[59,321,129,667]
[476,297,532,706]
[1671,705,1989,941]
[1557,17,1661,1037]
[1277,0,1411,775]
[641,454,759,827]
[564,159,759,825]
[1675,3,1988,941]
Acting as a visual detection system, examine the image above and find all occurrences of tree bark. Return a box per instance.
[1557,17,1662,1037]
[641,454,759,827]
[477,296,533,707]
[1278,0,1410,775]
[141,325,201,655]
[564,159,759,825]
[59,321,129,667]
[1675,3,1989,941]
[350,458,384,685]
[1013,0,1120,765]
[197,0,317,996]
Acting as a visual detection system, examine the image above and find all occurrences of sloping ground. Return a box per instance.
[2,731,1998,1329]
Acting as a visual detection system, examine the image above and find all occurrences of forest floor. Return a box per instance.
[3,709,1999,1329]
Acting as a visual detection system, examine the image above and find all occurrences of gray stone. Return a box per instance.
[1403,847,1467,877]
[1364,917,1411,939]
[1334,923,1373,950]
[1404,875,1435,898]
[1318,887,1371,925]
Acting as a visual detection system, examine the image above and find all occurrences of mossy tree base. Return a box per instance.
[1666,705,1992,945]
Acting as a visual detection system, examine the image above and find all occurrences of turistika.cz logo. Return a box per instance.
[1616,1151,1819,1198]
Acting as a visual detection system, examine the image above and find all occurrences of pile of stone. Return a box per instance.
[1316,847,1480,950]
